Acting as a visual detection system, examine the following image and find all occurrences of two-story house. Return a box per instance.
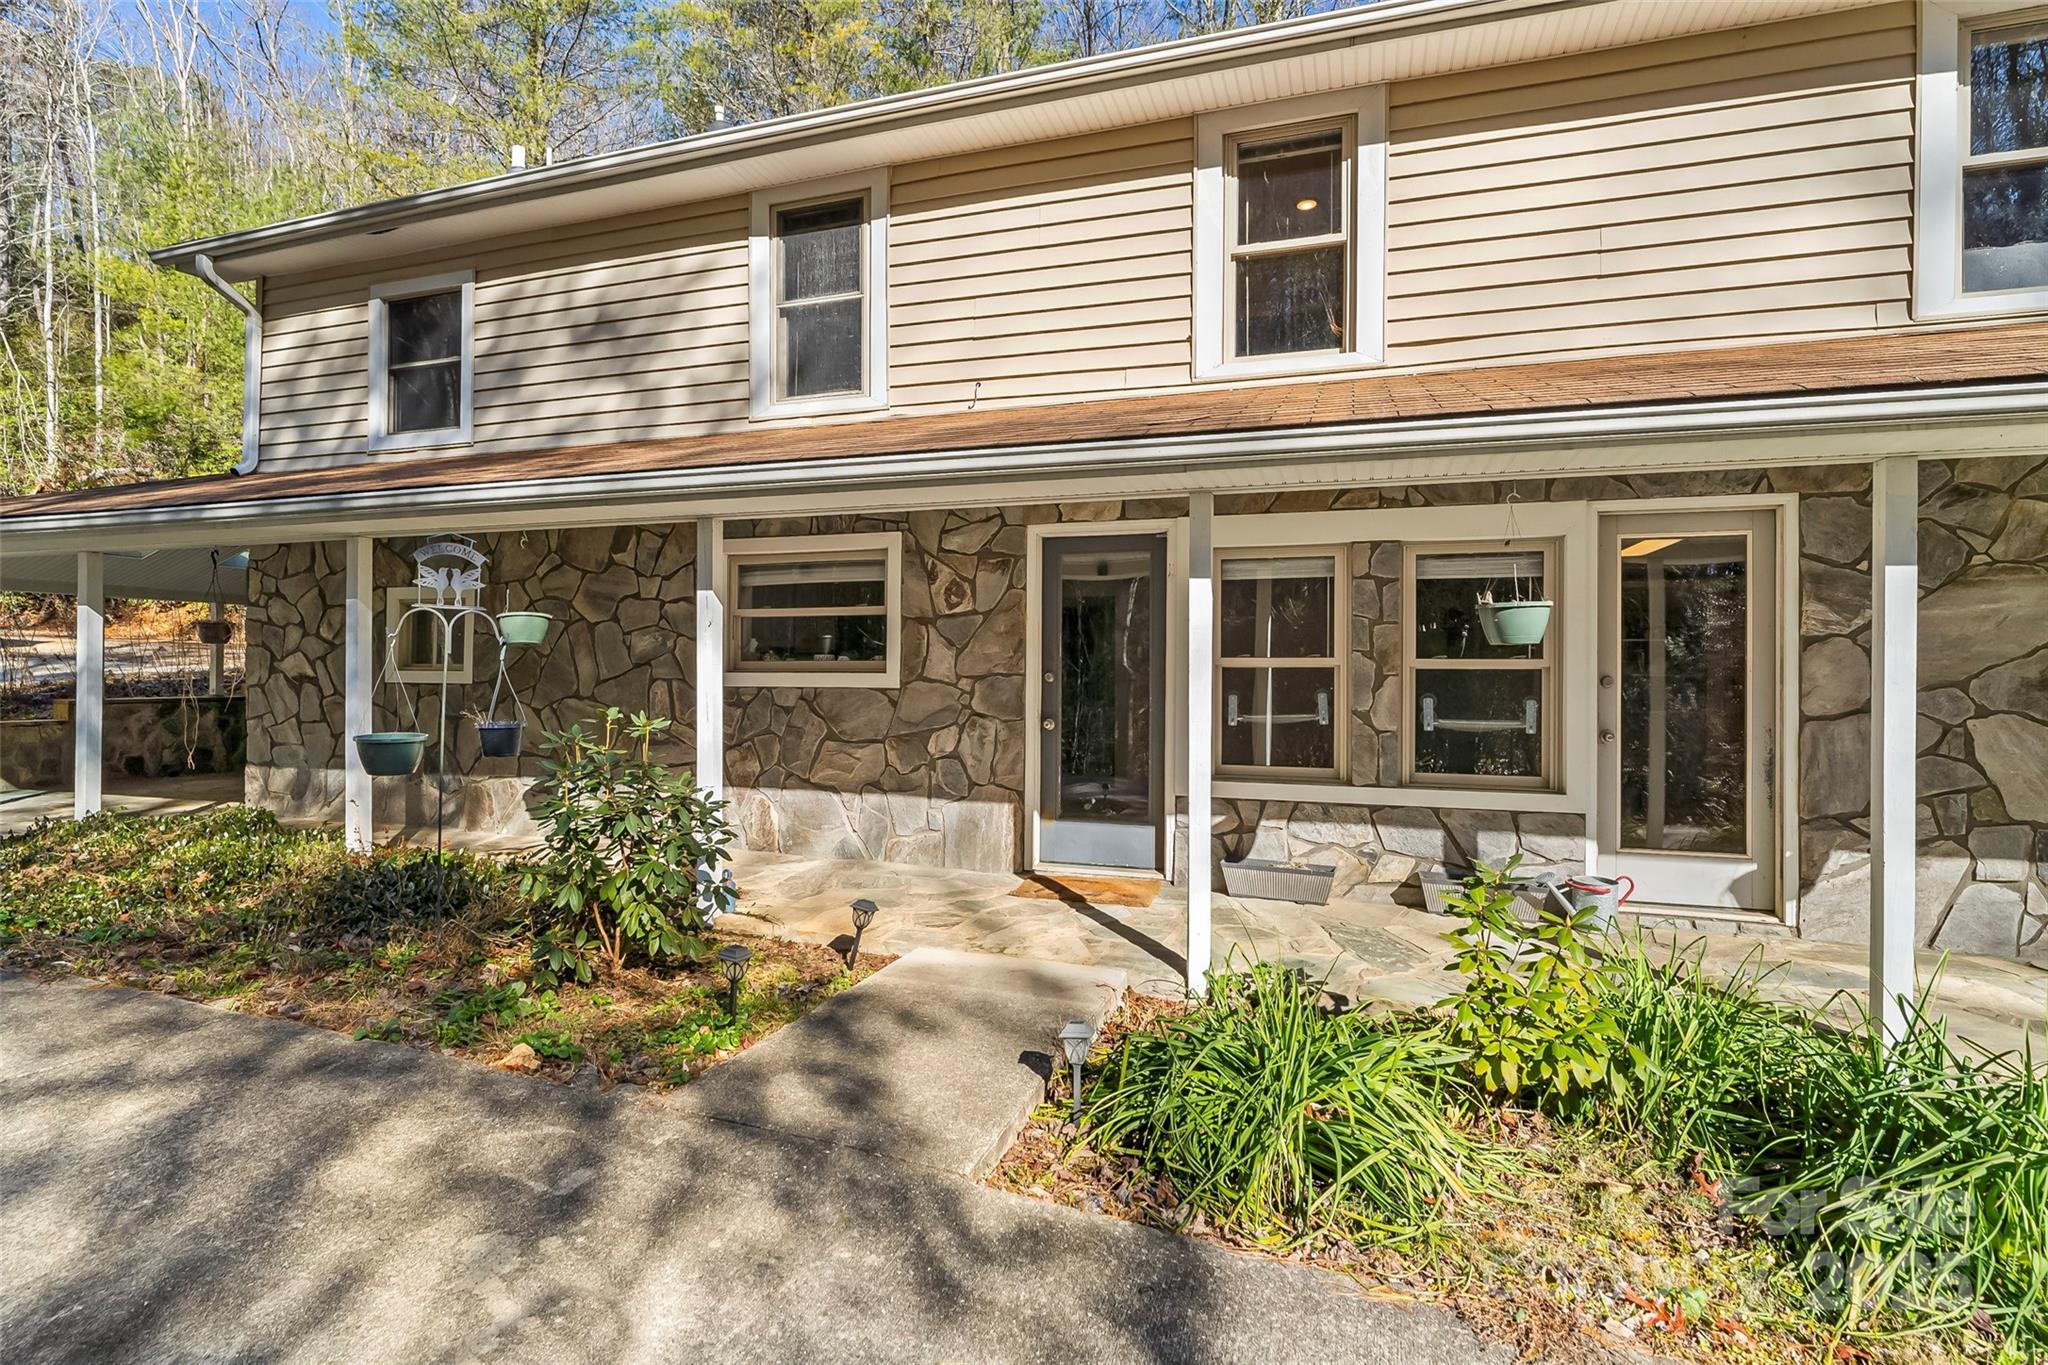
[6,0,2048,1003]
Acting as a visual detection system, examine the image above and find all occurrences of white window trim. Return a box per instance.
[1914,1,2048,320]
[724,530,902,688]
[367,269,474,454]
[1213,545,1349,781]
[749,168,890,420]
[1194,87,1387,381]
[385,586,474,684]
[1400,539,1561,792]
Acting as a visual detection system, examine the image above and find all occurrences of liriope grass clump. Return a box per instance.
[1082,962,1487,1247]
[1599,939,2048,1351]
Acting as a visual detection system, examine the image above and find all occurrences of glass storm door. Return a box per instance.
[1597,512,1779,912]
[1038,535,1167,870]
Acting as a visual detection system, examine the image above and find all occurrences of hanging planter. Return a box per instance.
[195,618,234,646]
[1474,493,1553,648]
[193,550,235,646]
[473,718,525,758]
[354,731,429,776]
[496,611,552,646]
[1478,600,1553,647]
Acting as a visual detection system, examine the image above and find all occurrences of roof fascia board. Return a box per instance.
[148,0,1553,277]
[7,382,2046,551]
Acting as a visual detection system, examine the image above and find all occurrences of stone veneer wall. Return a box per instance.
[721,499,1184,874]
[243,525,696,830]
[1794,456,2048,961]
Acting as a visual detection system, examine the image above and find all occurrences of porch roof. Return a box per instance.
[6,319,2048,528]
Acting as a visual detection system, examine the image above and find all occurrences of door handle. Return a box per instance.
[1042,718,1055,732]
[1599,729,1616,744]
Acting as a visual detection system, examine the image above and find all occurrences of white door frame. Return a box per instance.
[1023,518,1185,876]
[1589,498,1798,918]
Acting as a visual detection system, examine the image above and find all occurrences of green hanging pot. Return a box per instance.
[354,731,428,777]
[1478,601,1553,648]
[496,611,552,646]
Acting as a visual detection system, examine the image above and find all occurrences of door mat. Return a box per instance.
[1009,873,1162,908]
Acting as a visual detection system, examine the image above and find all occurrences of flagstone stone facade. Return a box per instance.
[234,462,2048,965]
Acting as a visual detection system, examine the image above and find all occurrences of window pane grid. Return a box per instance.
[1215,550,1343,777]
[1403,543,1556,787]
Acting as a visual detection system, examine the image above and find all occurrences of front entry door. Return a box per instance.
[1597,511,1779,912]
[1038,535,1167,870]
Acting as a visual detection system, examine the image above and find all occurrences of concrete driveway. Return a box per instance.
[0,972,1517,1365]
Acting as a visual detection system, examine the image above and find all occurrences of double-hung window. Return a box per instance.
[1195,89,1385,379]
[1962,15,2048,294]
[1916,4,2048,316]
[386,586,472,683]
[749,170,889,417]
[368,271,473,451]
[724,532,901,687]
[1403,544,1556,788]
[1217,551,1344,777]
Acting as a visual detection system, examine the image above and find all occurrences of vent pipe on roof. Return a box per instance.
[707,103,735,132]
[193,253,261,477]
[510,144,527,169]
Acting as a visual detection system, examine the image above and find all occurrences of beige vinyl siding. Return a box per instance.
[258,196,751,469]
[249,3,1937,468]
[887,121,1195,413]
[1383,1,1916,367]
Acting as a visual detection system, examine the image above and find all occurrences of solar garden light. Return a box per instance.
[847,898,879,967]
[1058,1018,1096,1123]
[716,944,754,1021]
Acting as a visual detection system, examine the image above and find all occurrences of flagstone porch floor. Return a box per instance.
[721,849,2048,1062]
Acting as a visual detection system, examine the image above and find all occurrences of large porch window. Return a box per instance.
[1402,544,1556,788]
[1216,550,1344,777]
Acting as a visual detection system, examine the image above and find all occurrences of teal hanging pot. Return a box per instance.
[496,611,552,646]
[354,731,428,776]
[1478,601,1552,648]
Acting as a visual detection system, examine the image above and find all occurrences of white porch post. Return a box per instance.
[1869,456,1918,1044]
[694,516,725,800]
[343,536,374,853]
[1185,492,1215,995]
[207,597,226,694]
[73,552,104,818]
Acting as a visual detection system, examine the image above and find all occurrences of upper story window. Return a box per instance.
[1915,3,2048,317]
[1229,128,1350,359]
[750,170,889,419]
[1195,88,1385,380]
[1963,16,2048,293]
[368,270,473,453]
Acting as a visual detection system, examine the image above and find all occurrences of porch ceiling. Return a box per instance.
[4,321,2047,548]
[0,546,248,603]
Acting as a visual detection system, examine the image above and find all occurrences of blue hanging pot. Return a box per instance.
[1478,601,1552,648]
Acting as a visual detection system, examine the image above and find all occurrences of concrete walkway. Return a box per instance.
[725,850,2048,1061]
[0,965,1516,1365]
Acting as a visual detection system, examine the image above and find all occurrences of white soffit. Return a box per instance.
[171,0,1880,282]
[0,547,249,603]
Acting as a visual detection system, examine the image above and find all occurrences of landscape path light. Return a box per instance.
[716,943,754,1022]
[1058,1018,1096,1124]
[848,898,879,968]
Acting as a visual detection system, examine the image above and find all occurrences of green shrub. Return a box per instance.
[1438,858,1619,1105]
[521,708,733,973]
[1599,940,2048,1351]
[296,848,515,938]
[1084,962,1485,1246]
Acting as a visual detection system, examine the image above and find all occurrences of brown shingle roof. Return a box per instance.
[9,322,2048,522]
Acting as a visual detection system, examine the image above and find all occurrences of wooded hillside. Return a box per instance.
[0,0,1335,496]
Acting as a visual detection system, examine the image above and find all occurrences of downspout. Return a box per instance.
[192,253,261,476]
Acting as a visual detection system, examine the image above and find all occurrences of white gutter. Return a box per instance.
[148,0,1546,276]
[192,253,261,476]
[6,379,2046,544]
